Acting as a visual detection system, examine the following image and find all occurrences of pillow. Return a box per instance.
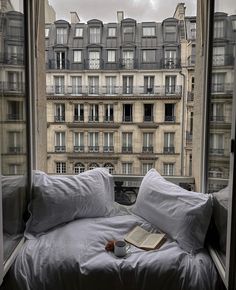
[132,169,212,252]
[25,168,114,237]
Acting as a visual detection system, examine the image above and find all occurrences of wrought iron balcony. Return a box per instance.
[122,146,133,153]
[210,115,225,122]
[0,52,24,65]
[143,115,153,122]
[163,147,175,154]
[46,59,70,70]
[212,54,234,66]
[162,58,181,69]
[74,115,84,122]
[8,146,23,153]
[165,115,176,122]
[54,115,65,122]
[209,148,224,155]
[123,116,133,122]
[87,58,103,70]
[7,114,23,121]
[55,146,66,152]
[211,83,233,94]
[120,58,136,69]
[103,146,114,152]
[88,116,99,122]
[142,146,153,153]
[104,116,114,122]
[74,146,84,152]
[88,146,99,152]
[0,81,25,94]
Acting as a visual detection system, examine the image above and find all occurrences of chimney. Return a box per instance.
[117,11,124,23]
[70,12,80,24]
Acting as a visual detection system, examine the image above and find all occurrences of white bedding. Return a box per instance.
[4,212,221,290]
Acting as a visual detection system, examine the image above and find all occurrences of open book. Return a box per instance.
[124,225,166,250]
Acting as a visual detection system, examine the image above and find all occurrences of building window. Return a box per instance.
[104,104,114,122]
[123,26,134,42]
[54,76,64,94]
[214,20,224,38]
[190,22,196,39]
[144,104,153,122]
[107,50,116,62]
[108,27,116,37]
[9,164,21,175]
[142,163,153,175]
[123,104,133,122]
[74,132,84,152]
[89,162,99,170]
[8,131,22,153]
[56,28,67,44]
[165,25,176,41]
[55,51,66,69]
[89,51,100,69]
[75,27,83,37]
[164,50,177,68]
[104,163,114,174]
[7,71,22,91]
[88,132,99,152]
[89,27,101,43]
[164,132,175,154]
[55,132,66,152]
[142,27,155,36]
[209,133,224,155]
[89,104,99,122]
[212,73,225,92]
[88,76,99,94]
[213,46,225,65]
[45,28,49,37]
[106,76,116,94]
[7,45,23,65]
[165,103,175,122]
[165,76,176,94]
[74,104,84,122]
[164,163,174,176]
[142,50,156,62]
[54,103,65,122]
[56,162,66,174]
[122,163,132,175]
[144,76,154,94]
[123,76,133,94]
[210,103,224,122]
[104,133,114,152]
[143,133,153,153]
[74,162,85,174]
[9,19,23,36]
[122,132,132,153]
[232,20,236,31]
[73,50,82,63]
[71,76,82,95]
[122,51,134,69]
[7,101,23,120]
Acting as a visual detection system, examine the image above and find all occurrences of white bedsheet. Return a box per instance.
[5,213,221,290]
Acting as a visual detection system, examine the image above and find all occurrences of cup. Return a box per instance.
[114,240,130,257]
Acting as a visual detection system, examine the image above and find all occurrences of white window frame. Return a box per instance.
[142,27,155,36]
[73,50,82,63]
[122,163,132,175]
[107,50,116,63]
[164,163,174,176]
[75,27,83,37]
[108,27,116,37]
[89,27,100,43]
[45,28,49,37]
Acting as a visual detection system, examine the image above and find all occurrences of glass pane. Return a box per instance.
[0,0,28,262]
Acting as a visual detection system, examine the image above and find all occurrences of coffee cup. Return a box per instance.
[114,240,130,257]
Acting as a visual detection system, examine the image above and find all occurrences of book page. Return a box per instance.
[140,233,165,249]
[125,226,148,246]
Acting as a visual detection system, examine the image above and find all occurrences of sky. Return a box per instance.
[48,0,236,23]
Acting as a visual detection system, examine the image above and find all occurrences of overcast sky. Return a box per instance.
[48,0,236,23]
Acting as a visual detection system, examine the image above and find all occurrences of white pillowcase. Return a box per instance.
[132,169,212,252]
[25,168,115,237]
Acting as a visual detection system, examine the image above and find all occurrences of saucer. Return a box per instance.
[108,249,131,259]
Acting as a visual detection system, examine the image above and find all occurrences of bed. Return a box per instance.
[2,168,224,290]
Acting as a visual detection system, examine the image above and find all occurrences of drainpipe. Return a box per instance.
[179,71,186,176]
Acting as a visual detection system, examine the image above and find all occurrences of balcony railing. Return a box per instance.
[8,146,23,153]
[104,116,114,122]
[122,146,132,153]
[142,146,153,153]
[209,148,224,155]
[120,58,136,69]
[54,115,65,122]
[0,81,25,94]
[74,146,84,152]
[54,146,66,152]
[212,54,234,66]
[123,116,133,122]
[162,58,181,69]
[163,147,175,154]
[210,115,225,122]
[46,85,182,97]
[165,116,176,122]
[143,116,153,122]
[74,115,84,122]
[211,83,233,94]
[46,59,70,70]
[7,114,23,121]
[88,116,99,122]
[0,52,24,65]
[103,146,114,152]
[88,146,99,152]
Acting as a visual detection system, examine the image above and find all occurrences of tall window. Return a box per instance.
[55,132,66,152]
[7,71,22,91]
[106,76,116,94]
[164,50,177,68]
[164,132,175,154]
[123,26,134,42]
[144,104,153,122]
[104,133,114,152]
[74,104,84,122]
[122,51,134,69]
[165,25,176,41]
[89,51,100,69]
[56,51,65,69]
[74,132,84,152]
[122,132,132,153]
[164,163,174,176]
[89,104,99,122]
[71,76,82,95]
[142,50,155,62]
[89,27,100,43]
[88,76,99,94]
[56,162,66,174]
[142,163,153,175]
[56,28,67,44]
[165,76,176,94]
[54,76,64,94]
[214,20,224,38]
[209,133,224,155]
[213,46,225,65]
[123,76,133,94]
[142,27,155,36]
[104,104,114,122]
[210,103,224,122]
[165,103,175,122]
[107,50,116,63]
[122,163,132,174]
[75,27,83,37]
[7,101,23,120]
[123,104,133,122]
[144,76,154,94]
[73,50,82,63]
[8,131,22,153]
[143,133,153,153]
[88,132,99,152]
[212,73,225,92]
[54,103,65,122]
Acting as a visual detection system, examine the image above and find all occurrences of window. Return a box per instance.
[56,28,67,44]
[107,50,116,62]
[8,131,22,153]
[89,27,100,43]
[89,51,100,69]
[122,163,132,175]
[104,104,114,122]
[7,101,23,120]
[74,104,84,121]
[190,22,196,39]
[89,162,99,170]
[108,27,116,37]
[142,163,153,175]
[122,51,134,69]
[164,132,175,154]
[122,132,132,152]
[164,50,177,68]
[74,162,85,174]
[123,104,133,122]
[7,71,22,91]
[165,103,175,122]
[213,46,225,65]
[164,163,174,176]
[104,133,114,152]
[88,76,99,94]
[106,76,116,94]
[214,20,224,38]
[9,164,22,175]
[209,133,224,155]
[89,104,99,122]
[143,133,153,153]
[123,26,134,42]
[9,19,23,36]
[56,162,66,174]
[232,19,236,31]
[144,76,154,94]
[56,51,66,69]
[212,73,225,92]
[123,76,133,94]
[54,76,64,94]
[73,50,82,63]
[165,75,176,94]
[142,50,155,62]
[74,132,84,152]
[45,28,49,37]
[210,103,224,122]
[75,27,83,37]
[165,25,176,41]
[142,27,155,36]
[104,163,114,174]
[54,103,65,122]
[7,45,23,64]
[88,132,99,152]
[144,104,153,122]
[71,76,82,95]
[55,132,66,152]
